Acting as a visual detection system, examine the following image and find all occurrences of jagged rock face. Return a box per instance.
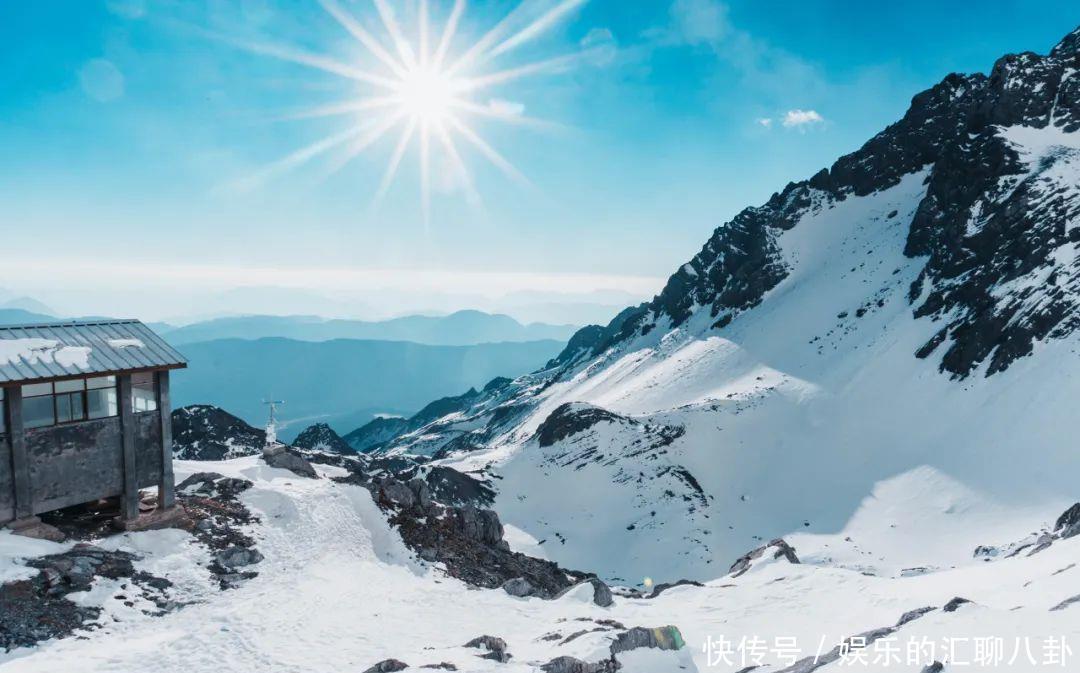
[292,423,353,454]
[548,26,1080,379]
[728,538,800,577]
[343,415,409,453]
[172,405,266,460]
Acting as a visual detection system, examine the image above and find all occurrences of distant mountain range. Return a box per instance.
[158,310,579,346]
[169,336,565,440]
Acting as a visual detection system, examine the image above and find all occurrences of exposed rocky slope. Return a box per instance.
[171,405,266,460]
[291,422,353,454]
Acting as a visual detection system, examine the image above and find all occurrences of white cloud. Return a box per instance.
[756,117,773,128]
[669,0,729,46]
[781,109,824,128]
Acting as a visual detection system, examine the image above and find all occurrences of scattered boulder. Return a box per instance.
[648,578,703,598]
[177,472,253,501]
[214,546,264,570]
[729,538,800,577]
[502,576,539,598]
[464,635,511,663]
[942,596,972,612]
[2,544,175,652]
[555,577,614,607]
[362,659,409,673]
[540,656,619,673]
[262,446,318,479]
[609,625,685,655]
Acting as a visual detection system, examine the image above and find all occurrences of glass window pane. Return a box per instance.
[132,372,158,413]
[23,395,55,429]
[22,382,52,398]
[86,376,116,390]
[71,392,85,421]
[55,393,72,423]
[54,379,85,394]
[87,388,118,419]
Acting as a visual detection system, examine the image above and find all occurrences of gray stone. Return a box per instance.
[502,577,538,598]
[214,546,264,569]
[540,656,619,673]
[362,659,409,673]
[263,448,318,479]
[464,635,511,663]
[609,625,685,655]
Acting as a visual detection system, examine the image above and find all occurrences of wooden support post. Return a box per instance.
[157,371,175,509]
[118,374,139,521]
[7,386,32,520]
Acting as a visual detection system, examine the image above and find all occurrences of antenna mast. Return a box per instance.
[262,396,285,448]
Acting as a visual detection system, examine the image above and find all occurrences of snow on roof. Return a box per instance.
[0,320,186,384]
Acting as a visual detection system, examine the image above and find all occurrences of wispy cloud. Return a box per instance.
[782,109,824,128]
[669,0,729,46]
[756,117,773,128]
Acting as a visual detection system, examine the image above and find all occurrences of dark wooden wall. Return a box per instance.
[1,370,174,524]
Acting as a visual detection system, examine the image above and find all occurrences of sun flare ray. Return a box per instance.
[374,117,419,205]
[235,0,589,222]
[446,115,530,187]
[317,0,409,79]
[374,0,418,70]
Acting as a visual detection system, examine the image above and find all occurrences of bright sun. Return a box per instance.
[395,66,457,122]
[231,0,593,226]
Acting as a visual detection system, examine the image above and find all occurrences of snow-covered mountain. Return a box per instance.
[357,27,1080,583]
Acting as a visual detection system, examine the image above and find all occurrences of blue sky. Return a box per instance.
[2,0,1078,321]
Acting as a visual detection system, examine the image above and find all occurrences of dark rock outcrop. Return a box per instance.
[172,405,266,460]
[729,538,800,577]
[367,474,584,598]
[292,422,353,454]
[1055,503,1080,538]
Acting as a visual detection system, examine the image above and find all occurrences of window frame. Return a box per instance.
[20,375,122,429]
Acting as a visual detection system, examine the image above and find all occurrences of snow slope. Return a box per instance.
[2,459,1079,672]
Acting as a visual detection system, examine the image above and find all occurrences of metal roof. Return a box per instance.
[0,319,187,384]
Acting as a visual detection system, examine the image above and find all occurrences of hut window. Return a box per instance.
[21,377,120,428]
[132,372,157,413]
[23,383,56,429]
[87,376,118,419]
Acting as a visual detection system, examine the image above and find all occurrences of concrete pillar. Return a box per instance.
[118,374,139,521]
[157,370,175,509]
[7,386,31,520]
